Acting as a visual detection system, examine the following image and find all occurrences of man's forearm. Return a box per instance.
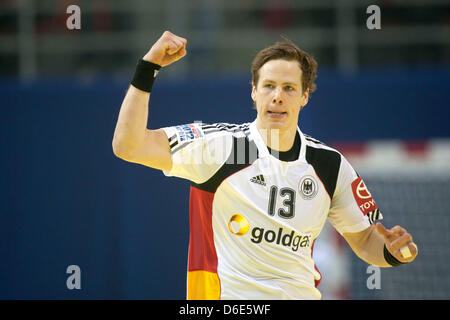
[112,85,150,157]
[345,222,418,267]
[359,226,392,267]
[344,225,391,267]
[113,31,187,159]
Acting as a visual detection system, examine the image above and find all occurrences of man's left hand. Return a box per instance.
[376,222,418,263]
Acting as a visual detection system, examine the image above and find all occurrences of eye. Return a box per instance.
[264,83,274,89]
[284,86,294,91]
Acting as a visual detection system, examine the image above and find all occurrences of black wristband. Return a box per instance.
[130,59,161,92]
[383,244,405,267]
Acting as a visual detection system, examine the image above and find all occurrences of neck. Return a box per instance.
[256,122,297,152]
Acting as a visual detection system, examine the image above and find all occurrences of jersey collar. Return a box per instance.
[249,120,307,164]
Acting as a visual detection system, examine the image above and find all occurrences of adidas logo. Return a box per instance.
[250,174,266,186]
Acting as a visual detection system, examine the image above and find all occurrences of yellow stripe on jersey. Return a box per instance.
[187,270,221,300]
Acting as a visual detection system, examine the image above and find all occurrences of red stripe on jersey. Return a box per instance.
[188,186,218,273]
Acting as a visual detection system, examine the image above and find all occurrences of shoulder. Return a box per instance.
[190,122,258,192]
[303,133,342,164]
[164,122,250,152]
[302,133,345,198]
[199,122,251,138]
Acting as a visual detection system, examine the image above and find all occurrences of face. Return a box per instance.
[252,59,309,132]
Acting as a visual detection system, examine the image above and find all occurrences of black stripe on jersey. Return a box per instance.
[201,128,223,135]
[201,123,250,135]
[168,133,177,142]
[170,139,178,149]
[170,123,250,155]
[304,135,326,146]
[305,145,341,199]
[172,140,194,155]
[367,208,381,224]
[191,136,259,193]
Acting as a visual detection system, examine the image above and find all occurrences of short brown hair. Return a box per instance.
[251,41,318,94]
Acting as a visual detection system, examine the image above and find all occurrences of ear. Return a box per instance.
[300,89,309,108]
[251,84,257,102]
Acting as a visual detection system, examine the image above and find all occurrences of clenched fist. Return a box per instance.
[143,31,187,67]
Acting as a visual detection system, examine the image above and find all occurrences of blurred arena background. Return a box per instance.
[0,0,449,299]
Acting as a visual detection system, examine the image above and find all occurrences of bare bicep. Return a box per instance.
[125,129,173,171]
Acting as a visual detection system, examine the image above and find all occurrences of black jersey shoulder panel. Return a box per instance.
[191,136,259,193]
[305,145,341,199]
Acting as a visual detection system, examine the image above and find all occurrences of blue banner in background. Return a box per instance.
[0,68,449,299]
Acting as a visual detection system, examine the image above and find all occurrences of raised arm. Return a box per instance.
[112,31,187,171]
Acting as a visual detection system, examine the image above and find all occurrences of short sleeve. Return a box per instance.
[162,123,233,184]
[327,155,383,235]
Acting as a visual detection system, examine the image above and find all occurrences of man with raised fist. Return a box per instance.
[113,31,418,300]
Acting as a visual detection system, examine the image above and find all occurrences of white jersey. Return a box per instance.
[162,120,382,300]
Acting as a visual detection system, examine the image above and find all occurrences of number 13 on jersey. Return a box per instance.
[268,185,296,219]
